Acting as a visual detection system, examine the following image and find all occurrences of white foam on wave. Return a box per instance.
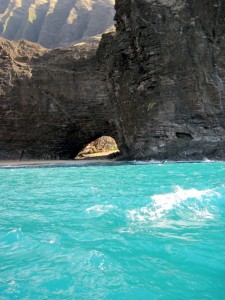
[84,250,110,271]
[8,228,22,233]
[127,186,220,222]
[152,186,214,207]
[5,228,23,242]
[203,157,218,163]
[152,186,220,220]
[86,205,116,214]
[91,186,100,193]
[133,160,164,165]
[9,280,16,286]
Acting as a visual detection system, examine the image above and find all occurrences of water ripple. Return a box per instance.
[0,163,225,299]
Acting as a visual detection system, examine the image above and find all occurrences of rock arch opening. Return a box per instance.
[75,136,120,160]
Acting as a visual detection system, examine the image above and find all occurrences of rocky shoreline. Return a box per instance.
[1,158,224,169]
[0,159,121,168]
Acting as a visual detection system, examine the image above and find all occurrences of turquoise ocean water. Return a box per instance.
[0,162,225,299]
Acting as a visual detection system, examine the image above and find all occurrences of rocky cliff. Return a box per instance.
[1,0,225,160]
[0,37,119,159]
[0,0,115,48]
[104,0,225,160]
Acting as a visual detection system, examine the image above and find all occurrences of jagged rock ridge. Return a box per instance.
[0,0,115,48]
[0,0,225,160]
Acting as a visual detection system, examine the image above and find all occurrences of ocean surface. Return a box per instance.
[0,162,225,299]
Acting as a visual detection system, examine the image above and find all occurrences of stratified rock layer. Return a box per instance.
[0,38,119,159]
[105,0,225,160]
[1,0,225,160]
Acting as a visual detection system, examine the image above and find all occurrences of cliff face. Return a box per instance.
[1,0,225,160]
[0,38,118,159]
[103,0,225,160]
[0,0,115,48]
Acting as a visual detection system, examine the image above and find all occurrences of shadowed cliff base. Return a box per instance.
[1,0,225,161]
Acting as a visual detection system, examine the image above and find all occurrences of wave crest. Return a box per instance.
[127,186,220,223]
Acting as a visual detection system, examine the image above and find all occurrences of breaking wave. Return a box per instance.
[127,186,220,223]
[1,162,225,299]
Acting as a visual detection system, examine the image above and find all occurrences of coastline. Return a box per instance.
[0,151,122,168]
[0,159,123,169]
[0,158,223,169]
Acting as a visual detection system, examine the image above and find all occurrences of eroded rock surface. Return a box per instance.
[1,0,225,160]
[0,38,119,159]
[104,0,225,160]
